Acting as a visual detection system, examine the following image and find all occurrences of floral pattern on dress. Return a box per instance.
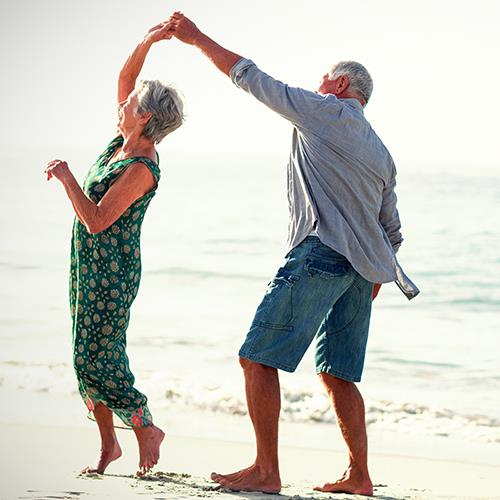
[70,136,160,429]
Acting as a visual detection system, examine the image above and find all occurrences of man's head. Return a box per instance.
[317,61,373,106]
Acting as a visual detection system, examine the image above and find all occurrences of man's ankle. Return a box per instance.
[347,464,371,481]
[254,461,280,478]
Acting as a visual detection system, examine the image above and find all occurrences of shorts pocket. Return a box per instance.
[328,283,361,335]
[253,267,299,331]
[305,257,349,279]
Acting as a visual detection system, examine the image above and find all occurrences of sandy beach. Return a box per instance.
[2,407,499,500]
[2,424,499,500]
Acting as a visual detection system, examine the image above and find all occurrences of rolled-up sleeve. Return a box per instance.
[230,58,332,129]
[379,168,403,253]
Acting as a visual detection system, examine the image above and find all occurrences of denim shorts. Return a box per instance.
[239,237,373,382]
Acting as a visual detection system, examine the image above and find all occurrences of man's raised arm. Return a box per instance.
[169,12,329,128]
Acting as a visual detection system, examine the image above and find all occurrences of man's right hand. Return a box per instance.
[168,11,203,45]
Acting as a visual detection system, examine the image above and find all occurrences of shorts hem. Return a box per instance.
[316,365,361,383]
[239,350,297,373]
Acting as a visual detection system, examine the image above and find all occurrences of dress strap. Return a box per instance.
[95,136,123,166]
[131,157,161,184]
[106,135,124,150]
[117,157,161,185]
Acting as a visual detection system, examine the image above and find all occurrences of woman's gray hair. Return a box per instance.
[329,61,373,104]
[135,80,184,144]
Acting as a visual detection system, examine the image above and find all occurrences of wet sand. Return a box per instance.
[1,422,499,500]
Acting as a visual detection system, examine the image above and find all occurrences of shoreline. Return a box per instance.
[3,387,500,466]
[2,421,500,500]
[3,388,500,500]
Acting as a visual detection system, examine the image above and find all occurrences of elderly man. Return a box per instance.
[169,11,418,496]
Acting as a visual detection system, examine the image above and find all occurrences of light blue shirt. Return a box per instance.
[230,58,419,299]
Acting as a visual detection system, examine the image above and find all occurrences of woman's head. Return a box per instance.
[120,80,184,144]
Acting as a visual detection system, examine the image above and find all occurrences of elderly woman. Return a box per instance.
[45,21,182,476]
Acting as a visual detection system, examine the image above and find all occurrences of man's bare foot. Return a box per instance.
[314,467,373,496]
[211,464,281,493]
[133,424,165,476]
[81,440,122,475]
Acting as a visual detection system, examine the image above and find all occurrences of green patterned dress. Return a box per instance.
[70,136,160,428]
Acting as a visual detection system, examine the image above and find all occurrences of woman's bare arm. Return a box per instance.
[118,21,175,103]
[45,160,155,234]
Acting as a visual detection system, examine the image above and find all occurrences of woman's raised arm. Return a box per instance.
[118,22,175,104]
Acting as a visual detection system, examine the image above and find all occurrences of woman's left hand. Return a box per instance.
[45,159,71,183]
[145,21,175,44]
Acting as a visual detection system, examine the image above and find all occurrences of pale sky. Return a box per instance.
[1,0,499,170]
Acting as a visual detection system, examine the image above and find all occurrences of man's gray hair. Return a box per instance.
[329,61,373,104]
[136,80,184,144]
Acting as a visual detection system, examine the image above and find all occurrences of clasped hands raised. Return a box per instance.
[146,12,202,46]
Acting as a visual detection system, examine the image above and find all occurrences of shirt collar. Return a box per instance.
[341,98,364,112]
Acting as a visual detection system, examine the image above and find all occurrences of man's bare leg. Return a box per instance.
[314,372,373,495]
[133,424,165,476]
[81,403,122,474]
[211,358,282,493]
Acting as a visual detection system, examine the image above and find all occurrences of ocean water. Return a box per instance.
[1,150,499,446]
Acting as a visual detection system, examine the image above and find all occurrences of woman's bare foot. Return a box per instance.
[211,464,281,494]
[133,424,165,476]
[314,466,373,496]
[81,439,122,475]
